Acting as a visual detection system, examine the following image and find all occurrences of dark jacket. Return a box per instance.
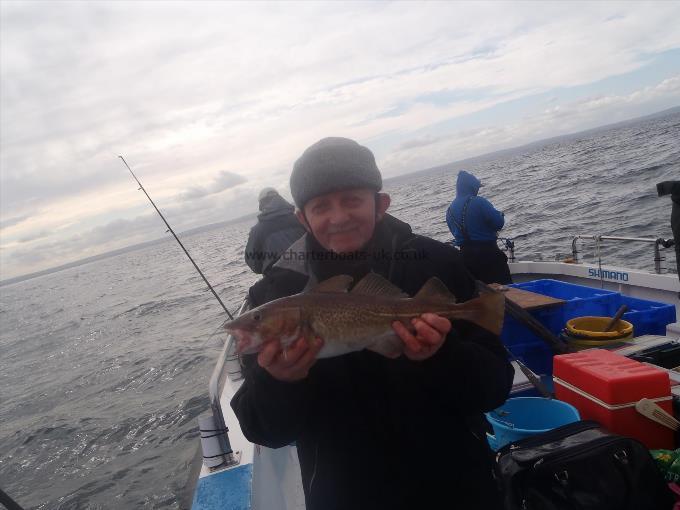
[244,194,306,274]
[231,215,514,510]
[664,182,680,283]
[446,171,504,246]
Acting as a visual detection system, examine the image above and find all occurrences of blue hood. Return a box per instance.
[456,171,481,197]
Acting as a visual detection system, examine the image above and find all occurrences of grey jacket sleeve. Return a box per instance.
[244,226,264,274]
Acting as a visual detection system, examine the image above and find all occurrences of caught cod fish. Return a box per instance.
[226,273,504,359]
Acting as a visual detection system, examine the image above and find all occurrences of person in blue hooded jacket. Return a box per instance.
[446,170,512,284]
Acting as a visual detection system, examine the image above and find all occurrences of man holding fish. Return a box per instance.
[230,137,514,510]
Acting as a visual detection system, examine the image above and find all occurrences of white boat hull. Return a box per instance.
[191,337,305,510]
[191,260,679,509]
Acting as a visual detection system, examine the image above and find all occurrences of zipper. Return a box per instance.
[496,420,600,457]
[307,443,319,497]
[530,436,621,469]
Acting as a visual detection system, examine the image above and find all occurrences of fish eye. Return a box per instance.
[253,312,262,322]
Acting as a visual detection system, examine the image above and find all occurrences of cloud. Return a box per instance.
[2,213,170,270]
[18,230,50,243]
[2,1,680,278]
[0,214,31,230]
[177,171,246,201]
[0,188,259,276]
[527,76,680,132]
[380,76,680,176]
[396,135,448,151]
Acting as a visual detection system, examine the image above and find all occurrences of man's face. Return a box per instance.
[297,189,390,254]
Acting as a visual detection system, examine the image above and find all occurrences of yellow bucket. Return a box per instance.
[563,316,634,349]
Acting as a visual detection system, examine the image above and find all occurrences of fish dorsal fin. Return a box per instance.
[309,275,354,293]
[414,277,457,303]
[350,273,408,297]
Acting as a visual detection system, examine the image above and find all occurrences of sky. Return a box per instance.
[1,1,680,280]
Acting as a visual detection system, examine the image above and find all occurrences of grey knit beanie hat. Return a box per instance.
[290,137,382,209]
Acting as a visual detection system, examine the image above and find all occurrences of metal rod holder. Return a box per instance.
[570,235,673,274]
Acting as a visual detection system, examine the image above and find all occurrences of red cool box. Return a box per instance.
[553,349,673,449]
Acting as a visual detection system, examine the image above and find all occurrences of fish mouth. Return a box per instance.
[229,329,258,354]
[231,329,301,355]
[236,337,252,354]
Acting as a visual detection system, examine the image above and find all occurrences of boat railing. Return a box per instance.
[571,235,675,274]
[201,298,249,471]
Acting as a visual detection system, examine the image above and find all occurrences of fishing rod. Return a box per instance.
[119,155,234,320]
[0,486,24,510]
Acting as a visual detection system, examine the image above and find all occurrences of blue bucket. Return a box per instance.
[486,397,580,451]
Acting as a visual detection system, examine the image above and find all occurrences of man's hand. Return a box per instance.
[392,313,451,361]
[257,337,324,382]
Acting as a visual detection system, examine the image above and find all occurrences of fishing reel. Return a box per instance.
[497,237,516,262]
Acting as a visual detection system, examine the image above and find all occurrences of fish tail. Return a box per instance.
[476,290,505,335]
[448,289,505,335]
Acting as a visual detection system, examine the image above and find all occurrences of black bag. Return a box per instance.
[494,420,674,510]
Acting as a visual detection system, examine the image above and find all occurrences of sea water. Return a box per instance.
[1,110,678,509]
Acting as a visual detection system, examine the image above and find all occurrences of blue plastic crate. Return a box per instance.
[508,342,554,376]
[621,296,676,336]
[501,307,562,349]
[501,279,621,349]
[512,279,621,325]
[501,279,676,343]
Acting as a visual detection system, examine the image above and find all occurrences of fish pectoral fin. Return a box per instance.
[300,320,317,341]
[351,273,408,297]
[308,275,354,293]
[414,277,457,303]
[367,336,403,359]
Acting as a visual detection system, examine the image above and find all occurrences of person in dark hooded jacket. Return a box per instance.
[657,180,680,295]
[231,138,514,510]
[446,170,512,284]
[244,188,306,274]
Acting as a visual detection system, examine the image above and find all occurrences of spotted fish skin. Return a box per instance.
[225,273,504,359]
